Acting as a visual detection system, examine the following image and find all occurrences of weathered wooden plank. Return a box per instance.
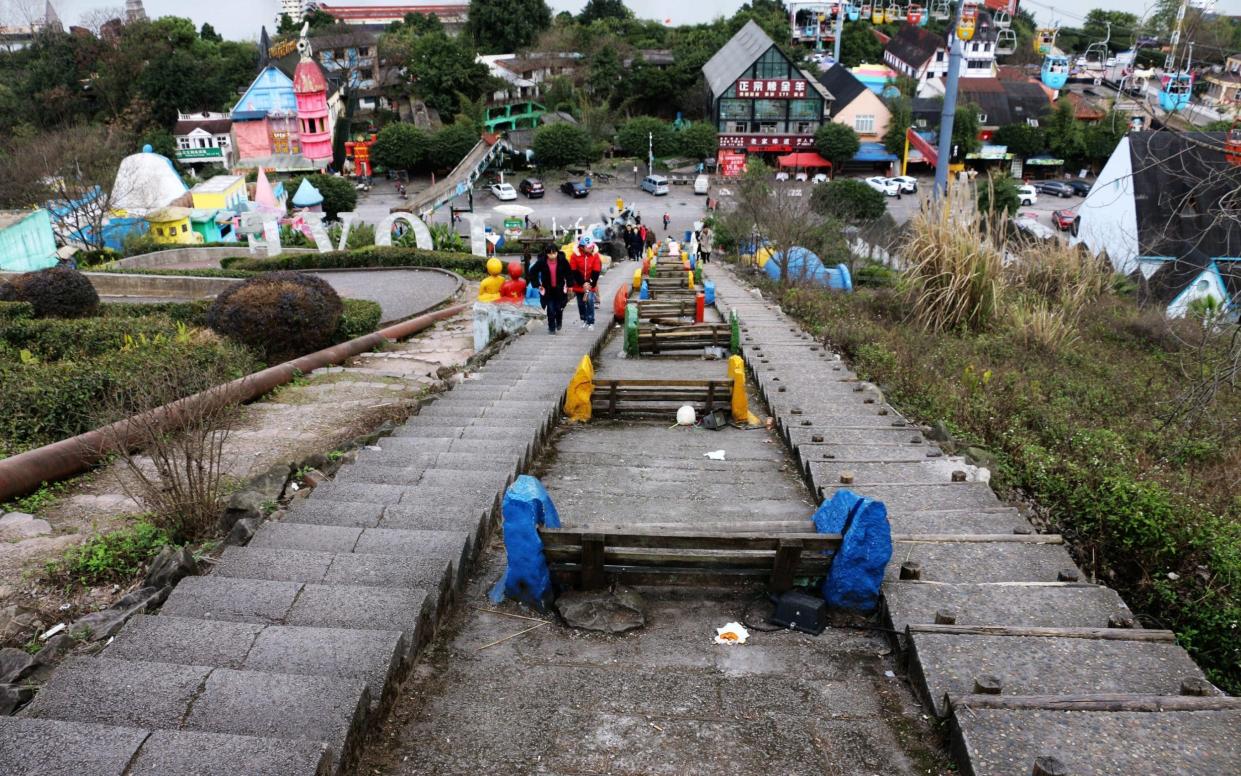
[770,539,803,593]
[539,528,842,552]
[545,546,831,573]
[580,534,605,590]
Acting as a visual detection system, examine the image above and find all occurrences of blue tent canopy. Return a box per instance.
[853,142,898,163]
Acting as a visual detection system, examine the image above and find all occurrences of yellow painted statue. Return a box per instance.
[478,257,504,302]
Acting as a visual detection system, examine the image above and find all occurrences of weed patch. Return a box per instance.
[44,520,171,588]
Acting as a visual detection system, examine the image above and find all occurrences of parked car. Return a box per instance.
[560,180,589,198]
[1033,180,1075,198]
[864,176,901,196]
[1013,215,1056,240]
[489,182,517,201]
[693,174,710,195]
[1052,209,1077,231]
[1065,179,1092,196]
[1017,185,1038,206]
[889,175,918,193]
[640,174,670,195]
[518,178,544,198]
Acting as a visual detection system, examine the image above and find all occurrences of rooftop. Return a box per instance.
[190,175,246,194]
[702,20,777,98]
[0,210,41,231]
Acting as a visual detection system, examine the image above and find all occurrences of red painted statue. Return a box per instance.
[498,261,527,303]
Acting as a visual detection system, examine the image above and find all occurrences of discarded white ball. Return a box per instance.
[676,405,696,426]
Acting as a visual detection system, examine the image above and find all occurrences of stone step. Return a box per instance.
[795,443,947,463]
[18,656,367,775]
[249,524,469,583]
[908,629,1209,717]
[807,460,987,487]
[786,427,929,448]
[160,577,431,657]
[952,706,1241,776]
[105,615,404,713]
[284,500,385,528]
[549,493,816,524]
[0,718,333,776]
[886,508,1033,536]
[885,540,1080,584]
[818,482,1002,510]
[883,582,1134,634]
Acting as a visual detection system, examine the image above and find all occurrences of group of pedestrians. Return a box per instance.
[622,224,654,261]
[529,236,602,335]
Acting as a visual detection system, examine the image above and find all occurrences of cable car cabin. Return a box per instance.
[1036,28,1056,55]
[847,3,860,21]
[957,7,977,41]
[907,3,923,25]
[995,27,1017,56]
[883,1,898,23]
[1227,121,1241,167]
[860,2,872,20]
[993,10,1010,28]
[1041,55,1069,90]
[871,5,884,23]
[1158,73,1192,112]
[930,0,949,20]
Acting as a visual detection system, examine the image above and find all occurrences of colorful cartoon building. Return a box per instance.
[190,175,248,211]
[291,178,324,212]
[189,209,230,243]
[293,36,333,162]
[146,207,202,245]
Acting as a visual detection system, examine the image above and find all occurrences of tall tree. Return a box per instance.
[466,0,552,53]
[991,123,1046,158]
[838,22,884,68]
[1044,98,1085,162]
[814,123,860,170]
[882,94,912,156]
[579,0,631,24]
[532,122,594,167]
[371,123,431,173]
[386,30,493,116]
[616,116,676,157]
[951,104,982,158]
[428,122,481,171]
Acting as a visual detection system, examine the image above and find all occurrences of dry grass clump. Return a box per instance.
[901,195,1004,332]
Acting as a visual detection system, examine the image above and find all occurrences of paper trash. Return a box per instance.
[714,622,749,645]
[704,450,727,461]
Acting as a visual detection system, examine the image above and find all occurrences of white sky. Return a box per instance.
[26,0,1175,42]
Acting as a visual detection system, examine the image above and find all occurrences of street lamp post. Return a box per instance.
[648,132,654,176]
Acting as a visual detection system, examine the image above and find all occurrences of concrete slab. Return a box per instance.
[20,657,208,730]
[250,523,362,554]
[911,632,1209,717]
[819,483,1002,510]
[284,500,385,529]
[0,717,147,776]
[886,509,1034,536]
[185,668,367,774]
[160,577,300,624]
[311,483,413,505]
[130,730,332,776]
[105,615,261,669]
[883,582,1134,633]
[809,460,987,486]
[244,626,404,712]
[378,501,492,555]
[884,541,1079,583]
[354,528,470,580]
[953,708,1241,776]
[213,547,334,583]
[286,585,431,656]
[331,464,428,486]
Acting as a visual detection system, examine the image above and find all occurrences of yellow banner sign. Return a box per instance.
[268,39,298,59]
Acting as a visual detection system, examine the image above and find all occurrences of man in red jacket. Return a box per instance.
[569,234,603,330]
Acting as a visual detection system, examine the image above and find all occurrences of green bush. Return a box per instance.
[0,336,257,455]
[0,267,100,318]
[0,301,34,321]
[44,520,171,587]
[337,298,383,340]
[532,123,594,168]
[100,300,211,324]
[222,246,486,278]
[207,272,343,364]
[0,315,188,361]
[98,267,258,280]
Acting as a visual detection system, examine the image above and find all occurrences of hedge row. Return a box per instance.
[0,301,34,321]
[2,315,191,362]
[222,246,486,277]
[99,267,259,280]
[104,298,382,345]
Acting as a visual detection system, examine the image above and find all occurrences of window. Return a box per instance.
[936,51,945,62]
[796,121,813,134]
[1026,118,1039,127]
[854,114,875,134]
[753,48,791,79]
[358,46,369,56]
[1195,279,1209,292]
[177,137,191,149]
[181,224,188,233]
[732,121,748,133]
[154,227,163,236]
[754,99,785,120]
[757,121,780,134]
[977,113,987,123]
[719,99,750,120]
[788,98,820,120]
[971,42,979,52]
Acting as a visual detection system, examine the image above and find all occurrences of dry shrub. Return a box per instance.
[1007,240,1110,313]
[901,195,1004,332]
[0,267,99,318]
[207,271,343,364]
[1008,297,1079,351]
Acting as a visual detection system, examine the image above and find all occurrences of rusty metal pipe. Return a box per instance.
[0,303,469,502]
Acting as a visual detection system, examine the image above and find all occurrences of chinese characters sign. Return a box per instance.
[735,79,809,99]
[718,135,815,152]
[717,150,747,177]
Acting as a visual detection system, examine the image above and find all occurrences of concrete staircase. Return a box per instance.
[708,267,1241,776]
[0,272,624,775]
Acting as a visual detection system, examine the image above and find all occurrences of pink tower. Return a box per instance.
[292,26,332,162]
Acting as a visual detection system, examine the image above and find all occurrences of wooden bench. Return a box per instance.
[636,299,698,320]
[636,323,731,355]
[539,527,843,592]
[591,378,732,419]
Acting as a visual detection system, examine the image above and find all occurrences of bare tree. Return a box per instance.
[76,6,125,36]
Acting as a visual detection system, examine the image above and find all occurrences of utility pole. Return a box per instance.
[648,132,654,176]
[833,5,844,64]
[933,1,965,198]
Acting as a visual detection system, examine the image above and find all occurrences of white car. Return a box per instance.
[1017,184,1038,206]
[1012,216,1055,241]
[774,171,790,182]
[889,175,918,193]
[865,176,901,196]
[811,173,829,184]
[490,182,517,201]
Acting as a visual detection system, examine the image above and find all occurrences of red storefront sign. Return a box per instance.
[719,134,815,152]
[735,79,809,99]
[717,150,747,177]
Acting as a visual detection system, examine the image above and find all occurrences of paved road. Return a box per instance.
[312,269,460,324]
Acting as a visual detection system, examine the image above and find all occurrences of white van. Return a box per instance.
[1018,185,1038,206]
[640,175,670,195]
[693,174,709,195]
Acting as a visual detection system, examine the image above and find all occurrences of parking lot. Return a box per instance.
[355,170,1086,243]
